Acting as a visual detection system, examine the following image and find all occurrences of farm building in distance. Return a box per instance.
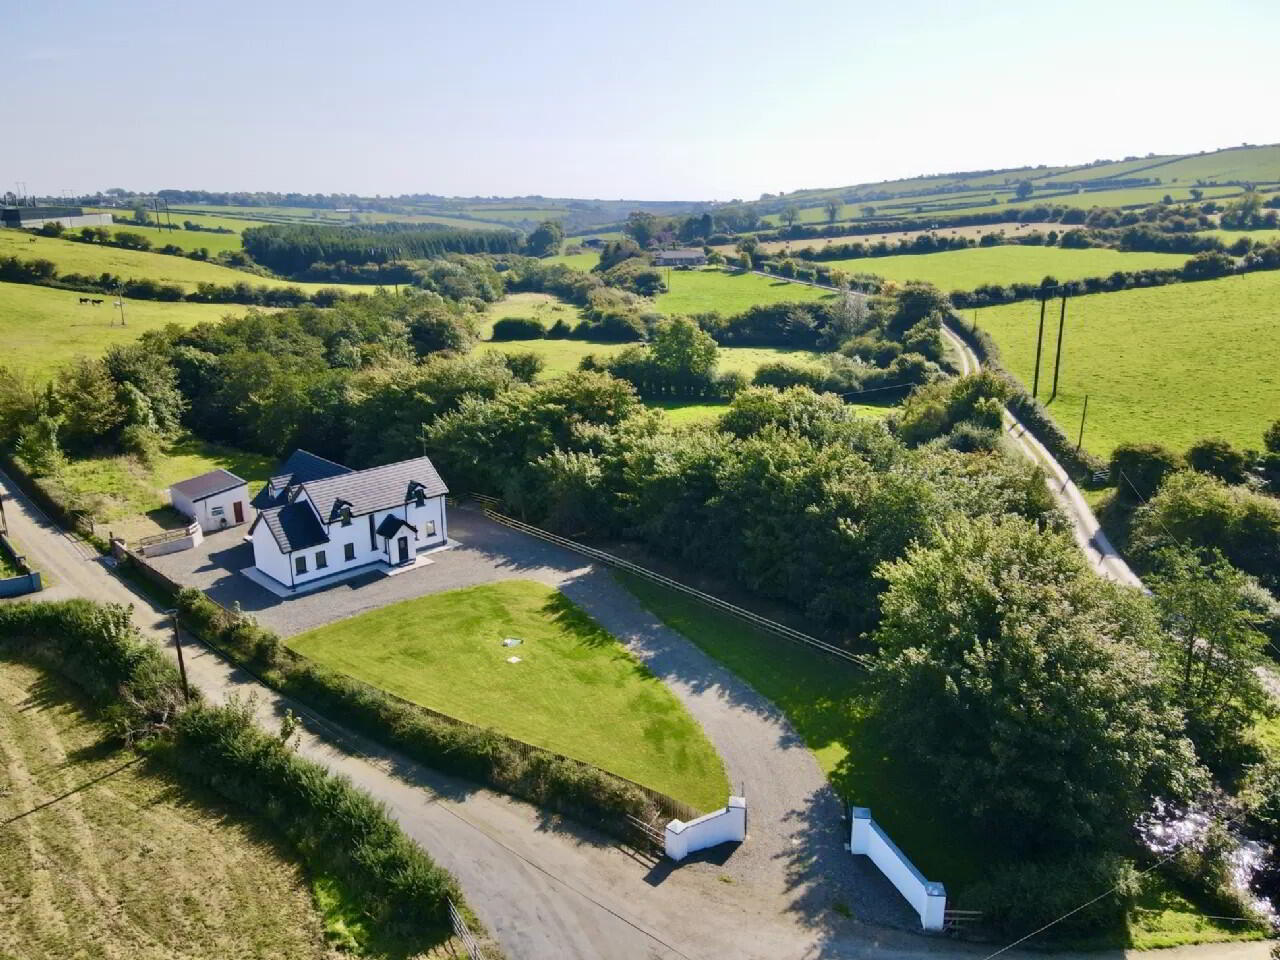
[248,450,449,591]
[653,248,708,267]
[1,205,114,230]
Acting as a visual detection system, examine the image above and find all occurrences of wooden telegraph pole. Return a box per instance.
[1076,395,1089,452]
[1050,292,1068,402]
[1031,293,1047,399]
[168,610,190,703]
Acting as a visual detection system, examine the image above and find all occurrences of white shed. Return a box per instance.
[169,469,249,533]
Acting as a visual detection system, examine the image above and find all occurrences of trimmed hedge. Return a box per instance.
[491,316,547,340]
[946,314,1106,480]
[176,589,668,836]
[0,598,462,937]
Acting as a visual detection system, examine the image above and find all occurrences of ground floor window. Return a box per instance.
[344,542,355,562]
[424,520,436,537]
[316,550,327,570]
[295,555,307,575]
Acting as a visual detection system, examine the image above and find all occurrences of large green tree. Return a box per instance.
[871,515,1202,854]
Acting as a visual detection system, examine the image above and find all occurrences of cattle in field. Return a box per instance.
[79,297,90,304]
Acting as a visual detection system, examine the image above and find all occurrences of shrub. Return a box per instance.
[965,855,1139,940]
[491,316,547,340]
[1109,442,1182,500]
[1185,437,1249,485]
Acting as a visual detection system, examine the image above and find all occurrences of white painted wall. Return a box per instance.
[665,796,746,861]
[849,807,946,930]
[170,483,248,533]
[251,517,293,587]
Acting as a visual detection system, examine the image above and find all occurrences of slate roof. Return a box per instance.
[253,501,329,554]
[251,449,352,509]
[299,456,448,524]
[170,468,245,503]
[376,514,417,539]
[654,249,706,261]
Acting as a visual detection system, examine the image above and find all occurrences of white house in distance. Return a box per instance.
[168,469,249,533]
[247,449,448,591]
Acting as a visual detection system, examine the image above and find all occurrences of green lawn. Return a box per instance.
[0,280,260,381]
[974,270,1280,457]
[87,220,245,256]
[288,580,729,810]
[545,251,599,270]
[819,245,1189,292]
[0,230,372,294]
[655,267,833,316]
[53,435,276,541]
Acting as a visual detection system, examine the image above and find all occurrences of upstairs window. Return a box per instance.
[413,487,426,507]
[340,506,352,527]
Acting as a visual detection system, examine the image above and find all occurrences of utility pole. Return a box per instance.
[1076,395,1089,453]
[168,610,190,703]
[0,493,7,534]
[1031,293,1047,399]
[1050,292,1068,401]
[114,286,127,326]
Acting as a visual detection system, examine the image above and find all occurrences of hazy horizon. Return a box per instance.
[7,0,1277,202]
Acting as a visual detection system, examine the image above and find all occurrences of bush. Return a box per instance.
[1185,437,1249,485]
[491,316,547,340]
[1109,442,1182,500]
[965,855,1139,940]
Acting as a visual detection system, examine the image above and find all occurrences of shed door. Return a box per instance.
[397,536,409,564]
[233,500,244,524]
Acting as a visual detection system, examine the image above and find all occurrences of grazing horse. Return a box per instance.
[79,297,90,304]
[91,298,104,305]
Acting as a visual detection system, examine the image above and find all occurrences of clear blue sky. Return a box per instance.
[7,0,1277,201]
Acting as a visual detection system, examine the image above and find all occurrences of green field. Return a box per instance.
[1206,228,1280,245]
[53,435,276,541]
[819,245,1189,292]
[0,280,259,380]
[974,270,1280,457]
[0,658,332,960]
[0,230,372,294]
[655,267,832,315]
[479,338,824,381]
[288,580,729,810]
[477,292,587,337]
[90,220,244,255]
[546,251,599,270]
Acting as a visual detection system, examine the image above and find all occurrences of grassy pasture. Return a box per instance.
[1206,228,1280,245]
[546,250,600,270]
[81,217,244,255]
[1136,144,1280,185]
[818,245,1189,291]
[1038,155,1179,184]
[0,230,373,294]
[0,280,256,380]
[729,222,1065,256]
[655,267,832,316]
[0,658,332,959]
[289,580,729,810]
[476,291,587,338]
[973,270,1280,457]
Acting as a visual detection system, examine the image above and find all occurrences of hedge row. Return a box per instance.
[946,314,1107,480]
[0,598,461,936]
[175,588,669,836]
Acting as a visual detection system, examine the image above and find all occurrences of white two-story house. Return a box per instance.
[247,449,448,591]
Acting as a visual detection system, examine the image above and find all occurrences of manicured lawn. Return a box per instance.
[819,245,1189,292]
[0,230,373,294]
[974,270,1280,457]
[616,573,1264,947]
[0,280,259,380]
[288,580,729,810]
[53,435,276,541]
[0,658,333,960]
[654,267,833,316]
[476,292,587,338]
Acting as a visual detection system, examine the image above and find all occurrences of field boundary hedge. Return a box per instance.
[944,313,1106,480]
[0,598,467,940]
[130,574,700,835]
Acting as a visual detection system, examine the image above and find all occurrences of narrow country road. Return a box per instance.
[938,321,1144,589]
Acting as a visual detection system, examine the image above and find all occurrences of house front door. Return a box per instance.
[397,536,409,564]
[233,501,244,524]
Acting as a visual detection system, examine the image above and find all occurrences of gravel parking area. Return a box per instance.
[148,504,911,928]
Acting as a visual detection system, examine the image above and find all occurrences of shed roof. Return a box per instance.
[170,468,246,503]
[654,249,706,260]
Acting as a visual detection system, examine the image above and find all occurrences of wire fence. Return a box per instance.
[447,899,483,960]
[472,498,871,669]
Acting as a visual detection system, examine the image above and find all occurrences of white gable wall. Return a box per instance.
[250,515,292,586]
[171,484,249,534]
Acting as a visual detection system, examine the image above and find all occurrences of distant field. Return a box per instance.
[819,245,1189,291]
[0,230,371,294]
[974,270,1280,457]
[89,208,248,234]
[289,580,729,810]
[729,222,1063,256]
[0,658,330,960]
[1205,228,1280,245]
[655,267,832,315]
[78,216,243,255]
[1138,144,1280,185]
[1038,155,1177,184]
[477,292,587,337]
[479,338,823,381]
[546,251,599,270]
[0,281,253,380]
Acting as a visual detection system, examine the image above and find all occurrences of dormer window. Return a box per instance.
[340,506,352,527]
[414,489,426,507]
